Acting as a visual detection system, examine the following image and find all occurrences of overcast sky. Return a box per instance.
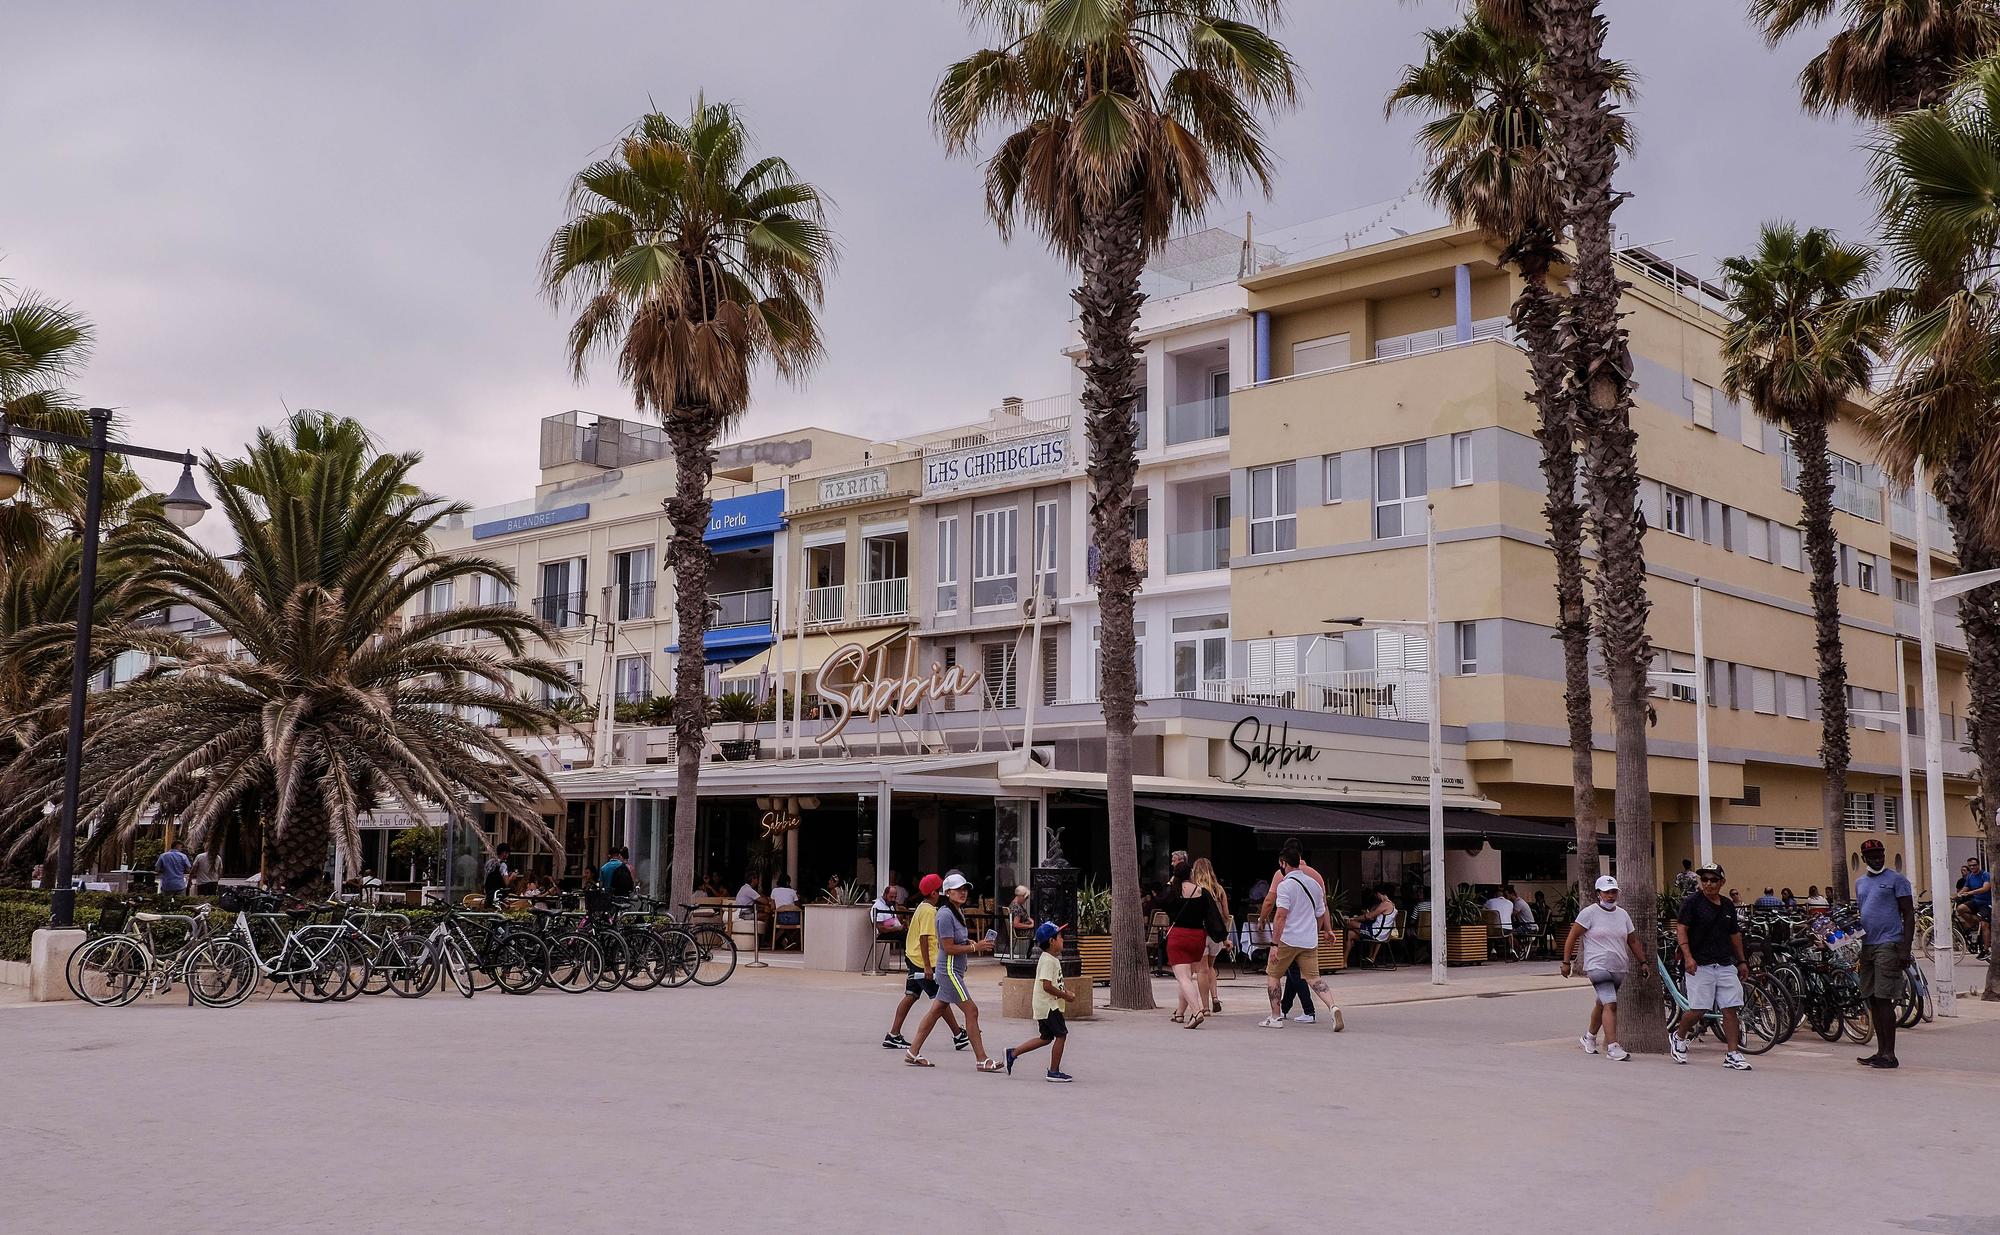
[2,0,1871,528]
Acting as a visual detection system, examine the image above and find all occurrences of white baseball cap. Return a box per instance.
[940,872,970,892]
[1594,875,1619,892]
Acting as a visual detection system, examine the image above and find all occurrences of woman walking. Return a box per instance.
[1192,858,1229,1015]
[1159,851,1223,1027]
[903,873,1002,1072]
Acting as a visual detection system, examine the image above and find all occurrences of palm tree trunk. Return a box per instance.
[1514,241,1600,884]
[1790,415,1851,900]
[1542,0,1663,1050]
[1934,450,2000,999]
[665,409,720,918]
[1078,194,1153,1011]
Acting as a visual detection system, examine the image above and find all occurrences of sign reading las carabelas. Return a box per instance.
[922,431,1068,495]
[816,640,983,742]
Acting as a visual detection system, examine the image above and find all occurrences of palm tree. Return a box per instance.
[1749,0,1999,118]
[1721,224,1882,902]
[541,101,835,914]
[1477,0,1661,1048]
[935,0,1298,1009]
[1864,59,2000,997]
[1386,14,1633,885]
[0,418,572,885]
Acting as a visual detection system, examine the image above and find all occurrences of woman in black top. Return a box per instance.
[1159,851,1223,1028]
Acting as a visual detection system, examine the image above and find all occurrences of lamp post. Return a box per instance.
[1325,501,1444,985]
[1647,582,1712,864]
[1849,648,1914,899]
[0,408,210,929]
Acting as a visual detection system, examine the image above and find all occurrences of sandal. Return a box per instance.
[1187,1009,1206,1029]
[903,1051,934,1068]
[975,1058,1004,1073]
[1170,1012,1185,1023]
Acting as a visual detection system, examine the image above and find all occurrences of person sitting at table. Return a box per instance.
[823,871,846,902]
[770,874,803,943]
[1347,885,1400,966]
[1006,885,1034,950]
[735,873,769,918]
[872,889,905,938]
[884,870,908,908]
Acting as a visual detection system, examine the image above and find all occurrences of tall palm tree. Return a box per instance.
[1478,0,1661,1049]
[935,0,1298,1009]
[1386,13,1633,885]
[1864,59,2000,997]
[1749,0,2000,118]
[541,101,835,914]
[1721,224,1882,902]
[0,419,572,884]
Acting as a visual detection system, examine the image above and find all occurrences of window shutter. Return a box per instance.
[1248,639,1275,691]
[983,642,1017,709]
[1752,668,1777,715]
[1042,636,1058,706]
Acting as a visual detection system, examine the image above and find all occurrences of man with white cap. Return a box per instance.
[1560,874,1646,1061]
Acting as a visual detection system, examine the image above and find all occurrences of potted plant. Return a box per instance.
[1444,888,1489,965]
[804,881,873,972]
[1073,878,1113,986]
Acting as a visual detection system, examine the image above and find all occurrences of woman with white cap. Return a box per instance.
[902,872,1002,1072]
[1560,874,1646,1061]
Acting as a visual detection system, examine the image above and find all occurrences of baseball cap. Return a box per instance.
[940,872,970,892]
[917,873,943,896]
[1034,921,1063,948]
[1694,862,1724,879]
[1860,838,1886,854]
[1594,875,1619,892]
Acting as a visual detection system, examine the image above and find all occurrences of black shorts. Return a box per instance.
[1036,1010,1068,1040]
[903,958,937,999]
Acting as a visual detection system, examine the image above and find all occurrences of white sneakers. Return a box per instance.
[1292,1012,1316,1024]
[1258,1015,1286,1028]
[1606,1043,1629,1061]
[1579,1035,1599,1055]
[1581,1036,1628,1061]
[1723,1051,1752,1071]
[1669,1032,1689,1064]
[1261,1010,1344,1031]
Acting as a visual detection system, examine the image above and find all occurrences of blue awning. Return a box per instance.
[664,624,774,663]
[707,531,776,556]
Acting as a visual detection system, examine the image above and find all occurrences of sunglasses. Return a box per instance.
[1698,875,1724,884]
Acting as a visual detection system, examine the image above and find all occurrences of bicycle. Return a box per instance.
[182,889,365,1007]
[71,902,225,1007]
[1656,954,1780,1055]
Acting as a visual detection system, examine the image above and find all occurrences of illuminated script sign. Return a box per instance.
[816,640,984,743]
[761,812,802,837]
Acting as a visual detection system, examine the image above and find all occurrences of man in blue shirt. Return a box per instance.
[155,839,193,897]
[1854,839,1915,1070]
[1956,860,1992,959]
[599,846,636,897]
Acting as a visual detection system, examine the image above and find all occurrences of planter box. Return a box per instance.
[1075,934,1112,986]
[803,904,875,972]
[1316,927,1347,973]
[1446,924,1487,966]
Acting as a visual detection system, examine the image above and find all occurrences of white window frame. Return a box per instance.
[1773,828,1820,849]
[614,654,650,703]
[1170,613,1231,697]
[1247,463,1297,556]
[1661,488,1693,538]
[935,515,959,613]
[972,507,1018,609]
[1843,792,1877,832]
[1454,622,1479,675]
[1373,441,1429,539]
[1451,433,1474,487]
[1090,620,1146,699]
[1034,499,1059,596]
[1322,453,1341,504]
[1856,556,1878,594]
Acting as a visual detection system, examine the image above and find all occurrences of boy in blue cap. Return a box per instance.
[1006,922,1079,1082]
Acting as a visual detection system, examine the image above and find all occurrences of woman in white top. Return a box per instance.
[1560,875,1646,1061]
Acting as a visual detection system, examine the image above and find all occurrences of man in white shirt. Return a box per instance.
[1561,875,1646,1061]
[1482,890,1515,927]
[734,874,768,919]
[1258,840,1344,1032]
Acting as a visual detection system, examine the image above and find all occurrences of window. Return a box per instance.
[972,507,1018,608]
[1171,613,1230,696]
[614,655,650,704]
[427,580,453,614]
[538,559,585,627]
[1773,828,1820,849]
[1248,463,1297,555]
[1041,635,1059,706]
[1742,404,1766,452]
[1730,785,1762,807]
[1857,556,1878,594]
[1090,620,1146,698]
[1292,333,1351,377]
[1652,650,1695,702]
[1752,668,1777,716]
[1661,488,1693,537]
[1776,524,1803,571]
[1034,500,1059,598]
[1451,433,1474,486]
[1454,622,1479,675]
[1843,792,1877,832]
[544,660,583,704]
[1246,636,1298,691]
[473,573,514,609]
[1323,454,1341,504]
[613,547,654,620]
[983,641,1018,709]
[935,516,959,613]
[1746,516,1771,562]
[1373,441,1429,538]
[1130,499,1149,543]
[1894,575,1918,605]
[1884,795,1900,828]
[1691,380,1715,430]
[1781,672,1808,719]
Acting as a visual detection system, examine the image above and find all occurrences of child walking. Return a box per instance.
[1006,922,1079,1082]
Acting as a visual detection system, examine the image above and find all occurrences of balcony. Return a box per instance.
[1781,455,1882,522]
[615,581,656,621]
[1058,669,1426,720]
[1889,494,1957,554]
[1166,528,1229,574]
[1894,599,1968,651]
[860,577,910,620]
[711,587,774,629]
[534,592,586,628]
[1165,395,1229,446]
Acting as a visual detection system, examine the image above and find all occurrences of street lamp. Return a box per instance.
[0,408,209,929]
[1325,502,1443,986]
[1851,643,1916,903]
[1647,582,1713,864]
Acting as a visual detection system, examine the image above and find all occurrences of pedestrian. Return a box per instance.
[155,838,192,897]
[1260,850,1320,1022]
[1854,839,1915,1070]
[1561,875,1645,1061]
[1191,857,1230,1015]
[189,847,219,897]
[1670,863,1753,1071]
[1005,922,1079,1082]
[903,873,1002,1071]
[1958,858,1992,958]
[1159,851,1223,1028]
[1673,858,1699,899]
[882,873,966,1053]
[1258,840,1344,1031]
[482,844,511,908]
[599,846,635,897]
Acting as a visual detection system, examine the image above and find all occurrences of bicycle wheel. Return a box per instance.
[75,936,147,1007]
[689,924,738,987]
[440,936,476,999]
[1810,996,1845,1042]
[490,933,545,995]
[186,939,259,1008]
[1842,1000,1875,1044]
[656,927,699,988]
[593,931,630,992]
[382,933,436,998]
[66,930,102,1001]
[544,935,601,993]
[359,936,397,995]
[326,936,370,1002]
[1738,982,1780,1055]
[620,929,669,991]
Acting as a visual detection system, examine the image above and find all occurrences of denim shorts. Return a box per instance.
[1685,963,1744,1011]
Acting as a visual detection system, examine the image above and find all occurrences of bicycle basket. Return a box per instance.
[96,899,133,933]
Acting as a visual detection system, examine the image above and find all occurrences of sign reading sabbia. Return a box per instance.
[1222,715,1320,784]
[816,640,984,742]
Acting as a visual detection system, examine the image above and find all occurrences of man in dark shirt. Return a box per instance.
[1671,863,1752,1071]
[599,846,636,897]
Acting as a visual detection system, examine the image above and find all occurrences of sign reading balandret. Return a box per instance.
[817,467,889,505]
[922,431,1069,495]
[816,639,984,742]
[472,503,589,541]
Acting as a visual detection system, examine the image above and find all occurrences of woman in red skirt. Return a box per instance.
[1161,850,1222,1027]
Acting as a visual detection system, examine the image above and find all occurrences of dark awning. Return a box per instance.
[1133,794,1577,846]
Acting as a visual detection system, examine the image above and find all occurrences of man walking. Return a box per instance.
[155,838,192,897]
[482,844,511,907]
[1561,875,1645,1061]
[1854,839,1915,1070]
[1258,841,1343,1032]
[883,873,965,1053]
[1671,863,1752,1071]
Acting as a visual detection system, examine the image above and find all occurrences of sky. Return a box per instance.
[2,0,1873,536]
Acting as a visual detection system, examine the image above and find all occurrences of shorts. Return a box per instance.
[1685,963,1744,1011]
[903,958,937,1000]
[1974,903,1993,923]
[1857,944,1907,1002]
[932,963,972,1006]
[1585,969,1624,1005]
[1265,942,1320,981]
[1036,1010,1068,1040]
[1166,926,1207,967]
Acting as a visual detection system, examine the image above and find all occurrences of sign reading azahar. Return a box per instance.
[816,640,984,742]
[817,467,889,504]
[923,432,1068,495]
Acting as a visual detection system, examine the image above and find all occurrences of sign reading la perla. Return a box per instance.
[816,639,984,742]
[922,431,1069,495]
[817,467,889,505]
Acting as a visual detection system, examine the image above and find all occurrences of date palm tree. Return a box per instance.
[1721,223,1882,902]
[1749,0,1999,118]
[1386,13,1632,884]
[935,0,1298,1009]
[0,419,572,885]
[541,101,835,914]
[1477,0,1661,1049]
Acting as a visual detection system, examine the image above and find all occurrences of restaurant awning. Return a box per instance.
[717,625,906,683]
[1133,795,1576,846]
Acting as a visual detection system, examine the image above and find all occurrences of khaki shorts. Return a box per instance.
[1857,944,1906,1002]
[1266,942,1320,981]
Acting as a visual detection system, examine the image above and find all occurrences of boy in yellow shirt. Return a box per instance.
[883,873,965,1051]
[1006,922,1079,1082]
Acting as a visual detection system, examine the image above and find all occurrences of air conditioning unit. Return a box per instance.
[613,732,647,765]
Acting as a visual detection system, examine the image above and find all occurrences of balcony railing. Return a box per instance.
[1894,599,1968,650]
[1889,495,1957,553]
[805,584,845,623]
[1058,669,1428,720]
[1164,395,1230,445]
[1166,528,1229,575]
[534,592,586,627]
[860,577,910,619]
[1781,454,1883,522]
[615,580,656,621]
[711,587,774,629]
